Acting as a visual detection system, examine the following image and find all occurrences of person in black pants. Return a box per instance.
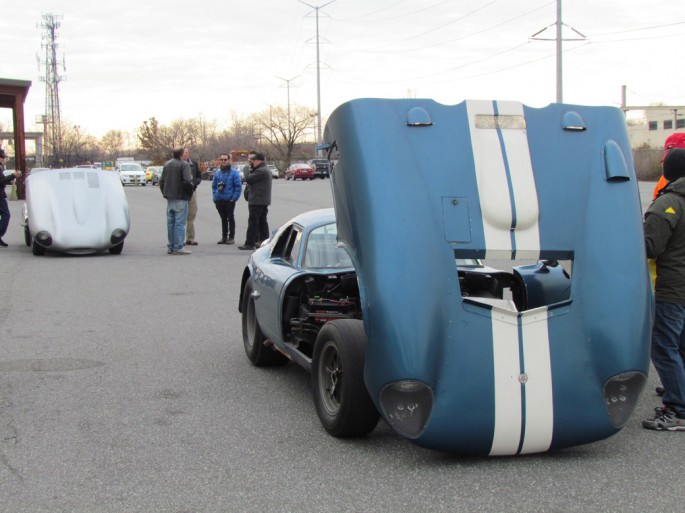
[239,151,272,251]
[211,153,242,244]
[0,148,22,247]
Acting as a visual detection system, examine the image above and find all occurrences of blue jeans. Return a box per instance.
[166,199,189,251]
[651,301,685,417]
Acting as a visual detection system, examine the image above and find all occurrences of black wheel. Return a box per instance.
[312,320,379,437]
[32,240,45,256]
[109,242,124,255]
[241,278,289,366]
[24,225,31,247]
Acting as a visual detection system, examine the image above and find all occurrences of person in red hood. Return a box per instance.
[653,133,685,200]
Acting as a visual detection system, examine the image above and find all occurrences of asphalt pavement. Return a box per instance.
[0,178,683,513]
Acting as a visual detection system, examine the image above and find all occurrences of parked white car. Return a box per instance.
[116,162,147,186]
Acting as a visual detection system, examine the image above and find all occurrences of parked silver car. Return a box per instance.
[22,168,130,255]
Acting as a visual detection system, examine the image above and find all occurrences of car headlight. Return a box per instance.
[110,229,126,245]
[35,231,52,246]
[380,380,434,438]
[603,371,647,428]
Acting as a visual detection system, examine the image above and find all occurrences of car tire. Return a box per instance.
[24,225,31,247]
[109,242,124,255]
[242,278,289,367]
[312,319,379,437]
[32,240,45,256]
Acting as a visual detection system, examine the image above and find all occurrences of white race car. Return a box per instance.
[22,168,130,255]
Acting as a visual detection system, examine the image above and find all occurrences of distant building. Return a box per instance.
[624,105,685,148]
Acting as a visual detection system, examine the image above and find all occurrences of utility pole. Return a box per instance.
[276,75,299,140]
[299,0,335,151]
[556,0,562,103]
[37,13,66,167]
[530,0,585,103]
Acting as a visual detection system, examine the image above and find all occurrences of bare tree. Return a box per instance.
[251,104,317,169]
[100,130,126,160]
[60,123,101,166]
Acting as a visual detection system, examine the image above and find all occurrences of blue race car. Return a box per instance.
[239,99,652,455]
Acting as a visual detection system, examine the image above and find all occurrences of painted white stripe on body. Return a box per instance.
[519,309,554,454]
[488,308,554,456]
[465,100,541,260]
[489,316,522,455]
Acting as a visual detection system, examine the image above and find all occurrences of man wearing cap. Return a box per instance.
[239,151,272,251]
[0,148,22,247]
[652,133,685,200]
[643,147,685,431]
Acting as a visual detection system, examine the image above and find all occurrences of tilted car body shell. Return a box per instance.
[24,168,130,254]
[323,99,652,455]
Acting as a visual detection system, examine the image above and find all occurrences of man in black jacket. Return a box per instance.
[643,148,685,431]
[239,151,272,251]
[160,146,193,255]
[183,147,202,246]
[0,148,22,247]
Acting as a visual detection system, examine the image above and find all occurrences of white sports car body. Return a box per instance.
[22,168,130,255]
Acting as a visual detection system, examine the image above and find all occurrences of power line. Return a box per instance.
[337,0,409,22]
[338,0,454,23]
[590,20,685,37]
[337,1,552,54]
[356,0,500,52]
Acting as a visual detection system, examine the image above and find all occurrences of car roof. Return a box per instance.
[286,208,336,228]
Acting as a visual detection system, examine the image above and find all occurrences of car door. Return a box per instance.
[251,224,305,344]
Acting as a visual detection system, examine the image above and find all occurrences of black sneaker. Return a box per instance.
[0,239,7,248]
[656,386,666,397]
[238,245,255,251]
[642,406,685,431]
[217,238,226,244]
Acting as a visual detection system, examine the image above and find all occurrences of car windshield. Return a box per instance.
[121,164,143,171]
[303,223,353,269]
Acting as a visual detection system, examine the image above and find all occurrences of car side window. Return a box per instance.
[303,223,352,269]
[271,224,303,264]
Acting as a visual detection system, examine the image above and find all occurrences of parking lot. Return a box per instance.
[0,178,683,512]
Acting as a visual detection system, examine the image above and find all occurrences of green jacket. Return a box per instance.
[645,177,685,303]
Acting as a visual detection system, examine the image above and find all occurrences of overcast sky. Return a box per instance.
[1,0,683,138]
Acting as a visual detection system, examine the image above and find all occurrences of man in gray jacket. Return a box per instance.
[160,146,193,255]
[643,147,685,431]
[239,151,272,250]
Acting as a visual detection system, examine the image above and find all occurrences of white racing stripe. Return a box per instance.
[465,100,541,259]
[488,308,554,456]
[466,99,552,455]
[519,310,554,454]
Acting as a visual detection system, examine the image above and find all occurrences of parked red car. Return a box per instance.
[285,163,314,180]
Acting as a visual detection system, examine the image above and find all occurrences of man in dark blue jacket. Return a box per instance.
[0,148,22,247]
[212,153,242,244]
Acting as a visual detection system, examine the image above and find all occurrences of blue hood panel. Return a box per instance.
[324,99,652,455]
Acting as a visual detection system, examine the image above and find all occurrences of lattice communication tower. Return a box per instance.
[37,13,65,164]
